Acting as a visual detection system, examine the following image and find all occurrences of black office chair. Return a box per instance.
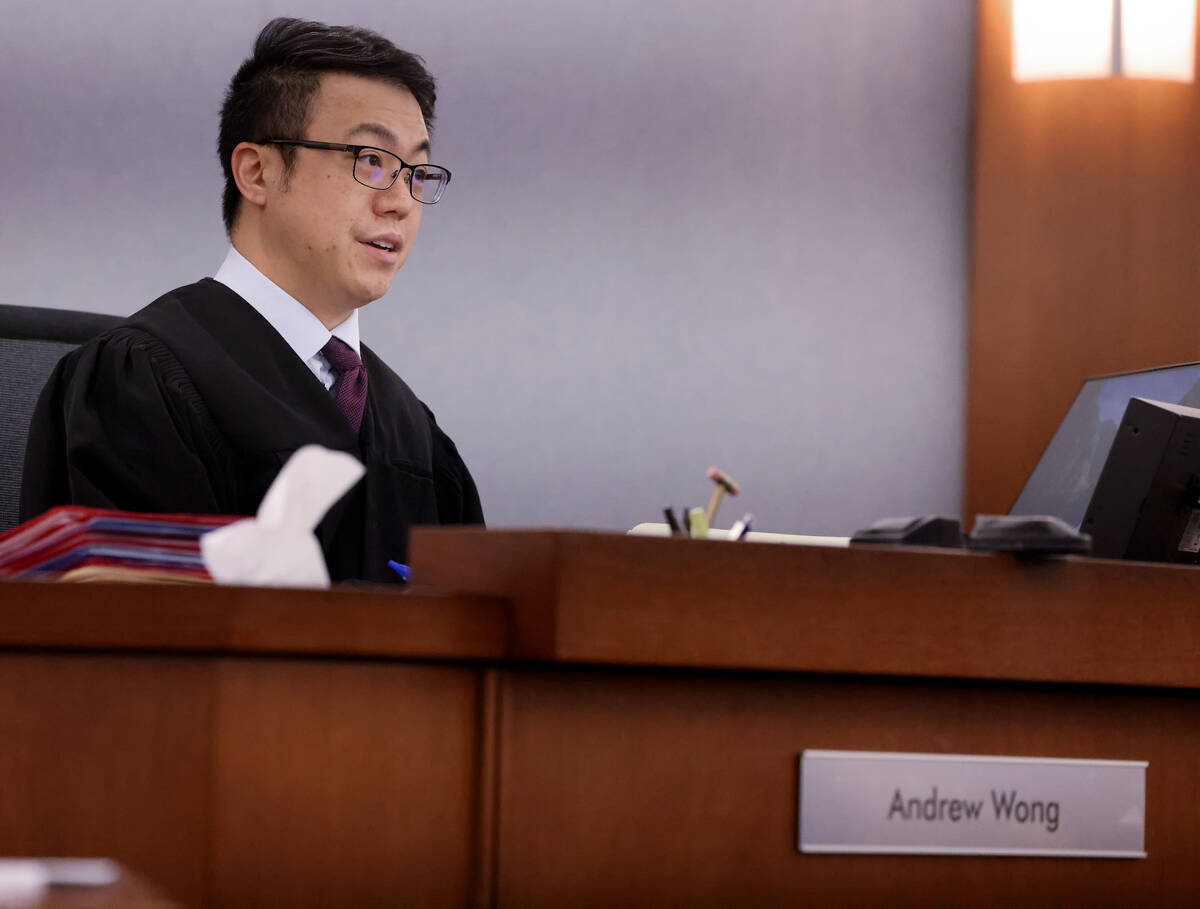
[0,305,122,533]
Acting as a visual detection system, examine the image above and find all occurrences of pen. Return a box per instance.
[387,560,410,582]
[664,506,682,537]
[729,513,754,541]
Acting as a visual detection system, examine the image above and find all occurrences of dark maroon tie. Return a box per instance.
[321,337,368,432]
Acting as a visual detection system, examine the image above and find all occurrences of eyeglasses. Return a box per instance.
[263,139,452,204]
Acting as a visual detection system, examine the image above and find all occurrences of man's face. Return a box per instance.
[258,73,429,320]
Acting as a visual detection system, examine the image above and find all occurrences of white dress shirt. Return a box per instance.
[212,246,360,391]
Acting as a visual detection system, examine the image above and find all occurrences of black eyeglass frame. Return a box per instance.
[262,139,452,204]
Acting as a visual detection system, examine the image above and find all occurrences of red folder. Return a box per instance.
[0,507,240,580]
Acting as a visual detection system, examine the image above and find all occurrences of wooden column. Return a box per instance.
[967,0,1200,518]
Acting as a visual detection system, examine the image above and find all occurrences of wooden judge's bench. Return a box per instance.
[0,529,1197,908]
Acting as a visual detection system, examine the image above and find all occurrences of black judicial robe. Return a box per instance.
[19,279,483,582]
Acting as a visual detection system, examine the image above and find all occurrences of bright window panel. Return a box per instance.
[1012,0,1115,81]
[1121,0,1196,81]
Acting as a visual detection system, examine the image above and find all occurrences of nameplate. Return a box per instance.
[798,750,1146,858]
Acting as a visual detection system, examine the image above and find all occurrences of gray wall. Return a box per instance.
[0,0,975,535]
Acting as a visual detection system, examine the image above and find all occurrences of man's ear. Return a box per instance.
[230,142,271,210]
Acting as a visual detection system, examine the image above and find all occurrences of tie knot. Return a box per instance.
[321,336,362,373]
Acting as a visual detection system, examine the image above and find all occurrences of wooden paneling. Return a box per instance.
[0,581,509,660]
[4,532,1200,906]
[412,528,1200,688]
[208,659,484,909]
[967,0,1200,518]
[0,656,214,908]
[494,668,1200,908]
[0,651,491,909]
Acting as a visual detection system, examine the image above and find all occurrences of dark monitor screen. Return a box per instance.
[1010,362,1200,528]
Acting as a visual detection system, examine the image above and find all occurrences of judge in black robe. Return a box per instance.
[19,278,483,583]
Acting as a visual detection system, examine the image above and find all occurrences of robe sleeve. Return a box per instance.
[20,329,237,521]
[423,404,485,526]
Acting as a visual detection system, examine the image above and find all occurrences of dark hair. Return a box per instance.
[218,17,437,233]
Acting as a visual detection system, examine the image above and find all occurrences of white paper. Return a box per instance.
[41,858,120,886]
[628,522,850,547]
[201,445,365,588]
[0,860,48,903]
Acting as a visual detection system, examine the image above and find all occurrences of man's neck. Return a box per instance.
[228,231,354,330]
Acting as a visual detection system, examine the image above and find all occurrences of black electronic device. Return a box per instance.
[850,515,963,548]
[1010,361,1200,528]
[1081,397,1200,563]
[966,514,1090,554]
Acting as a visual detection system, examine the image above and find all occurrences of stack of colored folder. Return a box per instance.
[0,507,239,583]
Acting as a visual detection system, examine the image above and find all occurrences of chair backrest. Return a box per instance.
[0,305,123,533]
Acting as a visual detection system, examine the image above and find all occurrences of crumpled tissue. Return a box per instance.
[201,445,365,588]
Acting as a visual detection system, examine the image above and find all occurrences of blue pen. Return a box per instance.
[387,560,411,582]
[729,513,754,541]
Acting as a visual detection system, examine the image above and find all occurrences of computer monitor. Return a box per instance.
[1009,362,1200,529]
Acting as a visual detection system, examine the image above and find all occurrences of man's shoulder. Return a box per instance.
[58,279,240,371]
[360,343,418,399]
[359,342,451,432]
[124,278,247,338]
[110,277,296,382]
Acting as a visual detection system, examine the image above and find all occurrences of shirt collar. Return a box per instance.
[212,245,360,361]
